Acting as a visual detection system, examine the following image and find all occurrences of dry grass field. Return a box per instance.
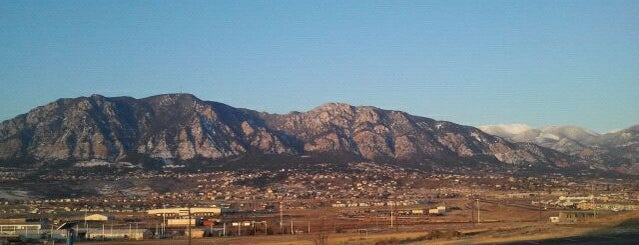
[78,206,639,245]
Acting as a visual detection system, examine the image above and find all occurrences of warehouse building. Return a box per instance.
[147,207,221,217]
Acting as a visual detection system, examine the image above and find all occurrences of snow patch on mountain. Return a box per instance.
[478,124,533,136]
[539,133,560,141]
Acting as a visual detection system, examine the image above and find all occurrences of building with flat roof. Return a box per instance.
[0,220,42,241]
[558,211,597,223]
[147,207,221,217]
[85,214,110,221]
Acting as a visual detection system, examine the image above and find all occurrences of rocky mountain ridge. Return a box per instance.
[0,94,570,169]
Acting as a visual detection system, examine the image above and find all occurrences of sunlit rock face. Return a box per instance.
[0,94,568,167]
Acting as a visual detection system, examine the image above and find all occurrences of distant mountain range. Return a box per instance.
[479,124,639,173]
[0,94,570,171]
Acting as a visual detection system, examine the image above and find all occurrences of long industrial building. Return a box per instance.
[147,207,221,217]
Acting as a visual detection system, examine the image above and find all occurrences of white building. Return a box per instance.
[147,207,221,217]
[85,214,110,221]
[167,218,198,227]
[428,206,446,215]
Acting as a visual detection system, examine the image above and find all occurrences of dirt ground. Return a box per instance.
[76,206,639,245]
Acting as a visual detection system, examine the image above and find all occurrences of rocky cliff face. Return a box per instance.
[0,94,568,167]
[261,103,563,164]
[0,94,295,163]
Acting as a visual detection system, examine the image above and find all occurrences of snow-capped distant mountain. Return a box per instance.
[477,124,533,138]
[479,123,639,174]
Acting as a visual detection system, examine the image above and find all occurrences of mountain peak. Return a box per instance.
[478,124,533,136]
[313,102,354,111]
[89,94,106,99]
[145,93,199,101]
[539,125,600,137]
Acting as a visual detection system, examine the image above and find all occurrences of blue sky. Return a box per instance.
[1,0,637,133]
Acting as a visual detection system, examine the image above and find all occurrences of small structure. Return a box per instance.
[331,202,346,208]
[185,228,205,238]
[429,206,447,215]
[557,211,597,223]
[85,214,110,222]
[0,221,42,231]
[167,218,199,227]
[0,219,42,242]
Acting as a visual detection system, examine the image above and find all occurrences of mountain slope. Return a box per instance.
[0,94,296,164]
[0,94,569,168]
[479,125,599,154]
[479,124,639,172]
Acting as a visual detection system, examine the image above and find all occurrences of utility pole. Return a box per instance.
[390,202,394,229]
[592,183,597,219]
[162,204,166,236]
[279,202,283,234]
[476,199,480,224]
[84,208,88,240]
[538,182,543,222]
[470,186,475,226]
[290,219,294,235]
[188,208,192,245]
[471,199,475,225]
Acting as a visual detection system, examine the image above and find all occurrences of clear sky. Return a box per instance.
[1,0,637,133]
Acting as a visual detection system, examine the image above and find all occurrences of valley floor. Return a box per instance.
[76,211,639,245]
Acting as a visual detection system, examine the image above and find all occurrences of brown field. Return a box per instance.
[75,199,639,245]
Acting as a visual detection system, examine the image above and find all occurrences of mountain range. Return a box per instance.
[0,94,573,171]
[479,124,639,173]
